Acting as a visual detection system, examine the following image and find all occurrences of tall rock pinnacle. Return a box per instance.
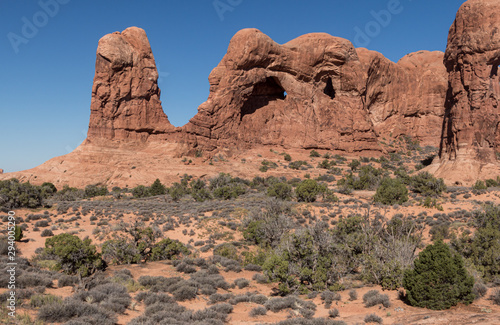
[87,27,174,142]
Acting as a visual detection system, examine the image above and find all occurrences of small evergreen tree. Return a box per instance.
[150,178,166,196]
[403,240,474,310]
[295,179,325,202]
[14,225,23,242]
[267,182,293,201]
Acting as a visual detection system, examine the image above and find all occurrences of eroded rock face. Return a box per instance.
[359,49,447,147]
[183,29,447,152]
[430,0,500,184]
[442,0,500,161]
[183,29,381,152]
[87,27,174,142]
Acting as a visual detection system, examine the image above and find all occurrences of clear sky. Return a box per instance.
[0,0,465,173]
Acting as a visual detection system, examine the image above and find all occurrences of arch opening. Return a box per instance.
[240,77,286,120]
[324,77,336,99]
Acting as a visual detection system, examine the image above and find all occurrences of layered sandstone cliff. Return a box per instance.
[428,0,500,185]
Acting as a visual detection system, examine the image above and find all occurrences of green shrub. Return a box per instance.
[289,161,308,170]
[348,159,361,171]
[472,180,487,191]
[267,182,293,201]
[102,239,141,264]
[0,178,50,209]
[42,233,106,277]
[373,177,408,205]
[403,240,474,310]
[151,238,190,261]
[84,184,108,198]
[451,205,500,281]
[295,179,325,202]
[132,185,150,198]
[284,153,292,162]
[410,172,446,197]
[213,243,239,261]
[309,150,321,158]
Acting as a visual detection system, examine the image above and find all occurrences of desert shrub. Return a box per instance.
[310,150,321,157]
[175,262,197,274]
[84,184,108,198]
[17,272,53,288]
[213,243,239,261]
[473,282,488,299]
[102,239,141,265]
[234,278,250,289]
[72,282,131,314]
[213,184,246,200]
[348,289,358,301]
[40,229,54,237]
[0,178,52,209]
[264,296,316,317]
[34,220,49,227]
[132,185,150,198]
[267,182,293,201]
[410,172,446,196]
[295,179,326,202]
[172,284,198,301]
[373,177,408,205]
[249,306,267,317]
[491,289,500,305]
[151,238,190,261]
[403,240,474,310]
[209,293,233,304]
[364,314,383,323]
[190,179,212,202]
[321,290,341,308]
[41,233,106,277]
[37,298,116,324]
[451,204,500,281]
[472,180,488,190]
[328,308,339,318]
[284,153,292,161]
[58,274,79,287]
[362,290,390,308]
[242,200,293,247]
[338,165,382,191]
[429,223,450,242]
[29,293,62,308]
[52,185,85,201]
[348,159,361,171]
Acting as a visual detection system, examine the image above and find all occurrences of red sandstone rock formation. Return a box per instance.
[359,49,447,147]
[428,0,500,185]
[87,27,174,142]
[87,27,447,153]
[0,25,450,187]
[184,30,380,152]
[183,29,446,152]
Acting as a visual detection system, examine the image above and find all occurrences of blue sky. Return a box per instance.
[0,0,465,173]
